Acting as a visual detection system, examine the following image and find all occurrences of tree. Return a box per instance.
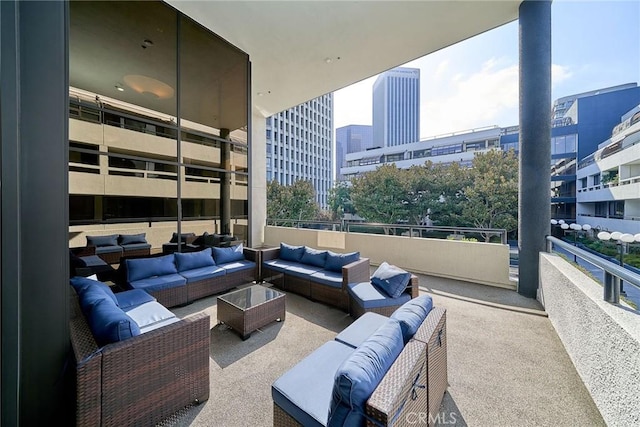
[267,179,319,223]
[350,164,411,224]
[462,149,518,240]
[327,181,354,220]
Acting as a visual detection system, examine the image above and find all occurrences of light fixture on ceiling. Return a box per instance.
[257,90,271,97]
[325,56,341,64]
[141,39,154,49]
[115,83,124,92]
[123,75,174,99]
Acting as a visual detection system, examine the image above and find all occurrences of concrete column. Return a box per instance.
[250,107,267,247]
[1,0,71,424]
[518,0,552,298]
[220,128,231,234]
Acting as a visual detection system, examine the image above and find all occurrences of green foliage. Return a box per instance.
[267,179,319,222]
[462,149,519,240]
[350,164,411,224]
[327,181,354,220]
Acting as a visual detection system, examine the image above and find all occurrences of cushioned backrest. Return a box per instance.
[212,244,245,264]
[87,234,118,247]
[118,233,147,245]
[328,319,404,426]
[87,297,140,346]
[300,247,327,268]
[71,276,119,307]
[125,254,177,282]
[390,295,434,343]
[174,248,215,271]
[371,261,412,299]
[325,251,360,272]
[279,243,305,262]
[169,232,196,243]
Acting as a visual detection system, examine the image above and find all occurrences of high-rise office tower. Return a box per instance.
[335,124,373,180]
[266,94,334,207]
[372,67,420,148]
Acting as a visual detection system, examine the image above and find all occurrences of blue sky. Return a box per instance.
[334,0,640,138]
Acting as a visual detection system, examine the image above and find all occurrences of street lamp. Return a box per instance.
[598,230,634,295]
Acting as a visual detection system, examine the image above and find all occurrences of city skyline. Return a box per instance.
[334,0,640,139]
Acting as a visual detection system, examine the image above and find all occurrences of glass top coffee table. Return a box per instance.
[217,284,286,340]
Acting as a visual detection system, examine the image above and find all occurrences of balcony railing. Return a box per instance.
[266,219,508,244]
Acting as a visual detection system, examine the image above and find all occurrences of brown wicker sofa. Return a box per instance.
[69,283,210,426]
[272,295,447,426]
[261,243,371,311]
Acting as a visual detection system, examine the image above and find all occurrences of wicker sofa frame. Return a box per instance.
[260,246,370,311]
[69,291,210,427]
[272,306,448,427]
[349,274,421,318]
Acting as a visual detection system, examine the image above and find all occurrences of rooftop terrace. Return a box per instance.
[164,272,604,426]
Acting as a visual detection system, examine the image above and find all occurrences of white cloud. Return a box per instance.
[552,64,573,86]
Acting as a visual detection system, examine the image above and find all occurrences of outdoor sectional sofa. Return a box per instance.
[261,243,371,311]
[272,294,447,427]
[117,245,258,308]
[69,276,210,427]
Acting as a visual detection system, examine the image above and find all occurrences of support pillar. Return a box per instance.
[220,128,231,235]
[518,0,552,298]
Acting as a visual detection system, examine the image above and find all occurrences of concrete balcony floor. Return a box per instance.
[165,273,605,427]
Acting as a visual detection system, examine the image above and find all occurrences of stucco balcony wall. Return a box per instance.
[263,226,513,288]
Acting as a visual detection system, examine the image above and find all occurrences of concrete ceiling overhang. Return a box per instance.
[167,0,523,117]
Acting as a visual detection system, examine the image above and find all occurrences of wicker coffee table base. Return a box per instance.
[217,288,286,340]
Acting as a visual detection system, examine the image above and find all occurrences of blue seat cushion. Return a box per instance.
[174,248,215,272]
[347,282,411,309]
[71,276,119,307]
[325,251,360,273]
[309,270,343,289]
[95,245,123,255]
[115,289,156,310]
[263,259,302,273]
[120,242,152,251]
[279,243,305,262]
[219,260,256,274]
[390,295,434,343]
[328,319,405,426]
[179,265,226,283]
[79,255,108,268]
[371,262,412,298]
[87,234,118,247]
[300,247,327,268]
[212,244,245,264]
[86,297,140,346]
[283,262,323,279]
[129,274,186,293]
[126,254,177,282]
[118,233,147,245]
[272,340,355,427]
[334,312,390,348]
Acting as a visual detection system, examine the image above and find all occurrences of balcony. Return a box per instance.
[165,269,605,426]
[145,227,640,426]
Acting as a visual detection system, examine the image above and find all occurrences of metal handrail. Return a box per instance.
[546,235,640,305]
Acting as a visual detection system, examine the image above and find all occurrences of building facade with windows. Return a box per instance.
[577,105,640,233]
[335,124,373,180]
[501,83,640,222]
[372,67,420,148]
[266,94,334,207]
[341,126,503,178]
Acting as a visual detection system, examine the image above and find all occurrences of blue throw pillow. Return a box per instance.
[119,233,147,245]
[212,244,245,264]
[71,276,119,307]
[371,262,411,299]
[87,298,140,346]
[87,234,118,247]
[279,243,305,262]
[174,248,215,271]
[126,254,177,282]
[300,247,327,268]
[328,319,404,426]
[324,251,360,272]
[390,295,434,343]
